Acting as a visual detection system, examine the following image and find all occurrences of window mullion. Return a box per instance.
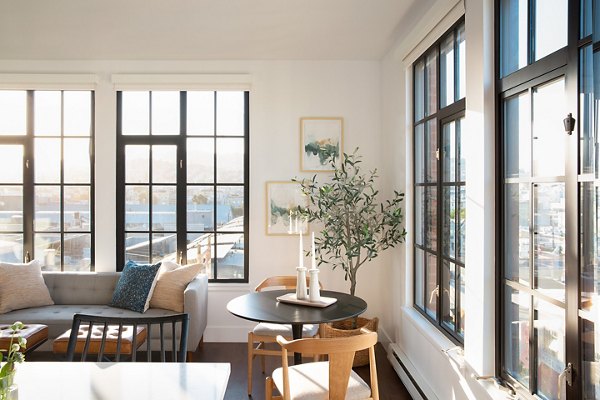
[177,91,187,265]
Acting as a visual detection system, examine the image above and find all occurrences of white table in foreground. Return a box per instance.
[14,362,230,400]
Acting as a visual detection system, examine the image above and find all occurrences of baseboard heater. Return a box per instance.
[387,343,439,400]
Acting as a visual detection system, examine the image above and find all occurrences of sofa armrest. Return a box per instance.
[183,273,208,351]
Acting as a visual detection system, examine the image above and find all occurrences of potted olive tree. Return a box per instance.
[294,148,406,365]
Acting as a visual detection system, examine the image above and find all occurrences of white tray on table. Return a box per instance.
[276,292,337,308]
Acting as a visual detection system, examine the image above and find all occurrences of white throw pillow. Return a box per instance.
[149,261,201,312]
[0,260,54,314]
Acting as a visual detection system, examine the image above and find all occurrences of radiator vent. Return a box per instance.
[387,343,439,400]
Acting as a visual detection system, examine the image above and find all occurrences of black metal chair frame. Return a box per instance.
[65,313,189,362]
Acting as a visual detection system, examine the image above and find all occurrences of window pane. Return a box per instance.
[187,138,215,183]
[580,45,595,175]
[35,138,61,183]
[582,319,600,398]
[125,145,149,184]
[458,266,465,335]
[504,286,530,388]
[152,186,176,231]
[216,233,244,279]
[581,182,600,310]
[125,186,149,231]
[504,92,531,178]
[34,91,61,136]
[533,78,565,177]
[442,121,456,182]
[505,183,530,285]
[442,186,456,258]
[216,91,244,136]
[534,0,567,61]
[0,186,22,232]
[425,186,437,251]
[441,261,456,330]
[187,91,215,135]
[151,91,179,135]
[440,33,455,108]
[122,91,149,135]
[64,91,91,136]
[187,233,214,278]
[0,234,22,263]
[125,233,149,263]
[152,145,177,183]
[151,232,177,264]
[415,248,424,309]
[63,233,91,271]
[456,23,466,100]
[458,119,465,181]
[34,186,60,231]
[216,138,244,183]
[500,0,528,77]
[187,186,214,231]
[458,186,466,263]
[425,120,437,183]
[534,298,565,400]
[35,233,61,271]
[0,91,26,135]
[415,187,424,246]
[425,252,438,318]
[64,138,90,183]
[534,183,565,303]
[425,50,438,116]
[64,186,90,232]
[415,124,424,183]
[0,145,23,183]
[216,186,244,232]
[581,0,592,38]
[414,60,425,122]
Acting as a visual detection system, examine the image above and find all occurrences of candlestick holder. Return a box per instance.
[296,267,307,300]
[308,268,320,302]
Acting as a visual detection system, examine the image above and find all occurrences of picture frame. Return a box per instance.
[300,117,343,172]
[265,181,309,236]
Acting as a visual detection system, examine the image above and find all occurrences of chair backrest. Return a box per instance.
[255,275,322,292]
[277,329,379,400]
[65,313,189,362]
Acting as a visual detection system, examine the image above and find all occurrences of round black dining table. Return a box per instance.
[227,289,367,364]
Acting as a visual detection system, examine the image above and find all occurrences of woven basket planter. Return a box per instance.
[319,317,379,367]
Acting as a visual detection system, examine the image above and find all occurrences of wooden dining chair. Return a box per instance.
[65,313,189,362]
[265,329,379,400]
[247,276,321,395]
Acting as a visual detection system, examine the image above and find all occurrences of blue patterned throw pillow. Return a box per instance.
[110,260,161,313]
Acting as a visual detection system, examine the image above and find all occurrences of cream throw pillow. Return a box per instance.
[149,261,201,312]
[0,260,54,314]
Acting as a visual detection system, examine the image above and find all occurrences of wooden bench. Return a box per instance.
[0,324,48,355]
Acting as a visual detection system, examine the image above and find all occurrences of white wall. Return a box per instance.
[381,0,506,398]
[0,59,395,342]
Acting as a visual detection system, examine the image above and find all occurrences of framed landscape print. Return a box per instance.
[265,181,309,235]
[300,117,343,172]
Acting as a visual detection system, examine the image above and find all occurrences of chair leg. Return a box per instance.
[265,376,273,400]
[261,350,266,373]
[248,332,254,396]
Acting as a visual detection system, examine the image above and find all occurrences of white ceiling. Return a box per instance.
[0,0,434,60]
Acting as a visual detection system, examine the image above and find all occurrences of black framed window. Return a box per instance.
[413,19,466,343]
[116,90,249,282]
[497,1,593,399]
[0,90,95,271]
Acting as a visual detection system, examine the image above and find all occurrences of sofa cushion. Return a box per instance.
[110,261,161,313]
[0,304,180,351]
[43,272,120,305]
[0,260,54,314]
[150,261,200,312]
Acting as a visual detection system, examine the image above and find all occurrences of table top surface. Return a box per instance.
[227,290,367,325]
[14,362,230,400]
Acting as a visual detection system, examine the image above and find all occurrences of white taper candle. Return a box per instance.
[311,232,316,269]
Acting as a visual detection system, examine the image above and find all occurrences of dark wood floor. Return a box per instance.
[29,342,412,400]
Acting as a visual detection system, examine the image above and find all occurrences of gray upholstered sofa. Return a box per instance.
[0,272,208,353]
